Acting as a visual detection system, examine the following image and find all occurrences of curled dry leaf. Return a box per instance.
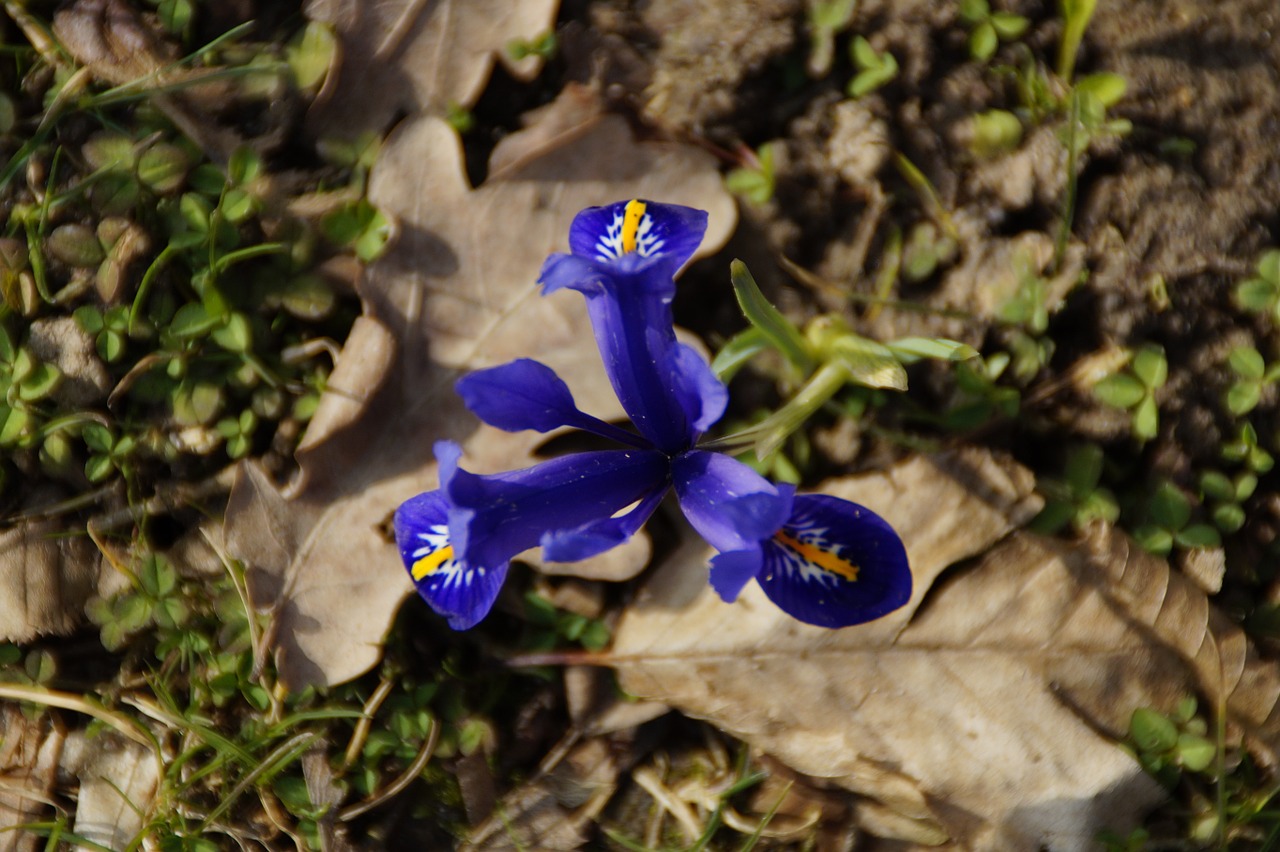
[225,88,735,689]
[0,707,64,852]
[608,448,1280,849]
[305,0,559,137]
[0,519,99,643]
[60,729,159,850]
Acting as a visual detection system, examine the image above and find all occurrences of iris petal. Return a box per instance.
[757,494,911,629]
[436,440,669,573]
[456,359,648,448]
[672,451,792,553]
[567,199,708,271]
[540,484,668,563]
[393,490,507,630]
[708,548,763,602]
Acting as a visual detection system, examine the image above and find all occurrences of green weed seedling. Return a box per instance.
[1236,249,1280,324]
[1132,480,1220,556]
[1198,469,1255,535]
[1031,443,1119,534]
[958,0,1029,63]
[940,353,1020,431]
[505,31,557,62]
[901,220,958,283]
[806,0,858,76]
[1221,422,1274,475]
[709,261,974,459]
[1128,698,1216,786]
[1092,344,1165,443]
[724,142,780,206]
[1224,345,1280,416]
[967,108,1023,157]
[848,36,899,98]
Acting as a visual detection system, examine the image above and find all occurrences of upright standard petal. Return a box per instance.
[394,490,507,630]
[756,494,911,629]
[672,450,792,553]
[438,441,669,573]
[540,200,724,453]
[456,359,648,449]
[567,199,708,273]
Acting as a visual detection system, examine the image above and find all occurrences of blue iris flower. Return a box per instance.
[394,200,912,630]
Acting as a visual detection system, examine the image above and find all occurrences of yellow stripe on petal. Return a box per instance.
[412,544,454,581]
[621,199,647,254]
[773,530,859,582]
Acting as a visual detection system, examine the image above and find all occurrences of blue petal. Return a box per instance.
[393,490,507,630]
[539,202,719,453]
[540,485,668,563]
[672,343,728,437]
[708,548,763,602]
[672,451,792,553]
[456,359,649,448]
[437,441,669,573]
[567,199,708,270]
[757,494,912,629]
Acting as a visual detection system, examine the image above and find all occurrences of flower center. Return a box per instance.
[621,198,647,254]
[411,544,455,580]
[773,530,859,582]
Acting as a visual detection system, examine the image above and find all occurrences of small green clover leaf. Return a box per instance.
[321,199,392,262]
[217,409,258,459]
[82,423,136,483]
[901,221,958,282]
[1224,344,1280,415]
[1222,422,1274,474]
[74,304,134,362]
[1031,443,1119,534]
[1133,480,1220,556]
[848,36,899,98]
[1093,345,1166,443]
[958,0,1029,62]
[1128,698,1216,792]
[1199,469,1255,534]
[506,31,557,61]
[724,142,779,206]
[1236,249,1280,323]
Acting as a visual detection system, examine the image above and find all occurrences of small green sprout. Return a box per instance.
[848,36,899,98]
[285,21,337,93]
[1093,344,1166,443]
[321,199,393,263]
[1031,443,1119,534]
[942,353,1021,430]
[724,142,779,206]
[1128,698,1216,784]
[1221,422,1273,475]
[806,0,858,75]
[506,31,557,61]
[217,409,258,459]
[958,0,1029,62]
[82,423,136,482]
[709,260,974,457]
[1224,345,1280,416]
[1199,469,1255,534]
[86,554,187,651]
[967,108,1023,157]
[1132,480,1220,556]
[901,220,958,282]
[1235,249,1280,322]
[1057,0,1098,82]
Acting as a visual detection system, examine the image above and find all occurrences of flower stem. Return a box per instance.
[700,360,851,459]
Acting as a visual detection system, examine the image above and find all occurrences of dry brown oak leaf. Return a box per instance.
[610,449,1280,850]
[305,0,558,138]
[225,94,736,690]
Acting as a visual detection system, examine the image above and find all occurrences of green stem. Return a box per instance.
[700,360,851,459]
